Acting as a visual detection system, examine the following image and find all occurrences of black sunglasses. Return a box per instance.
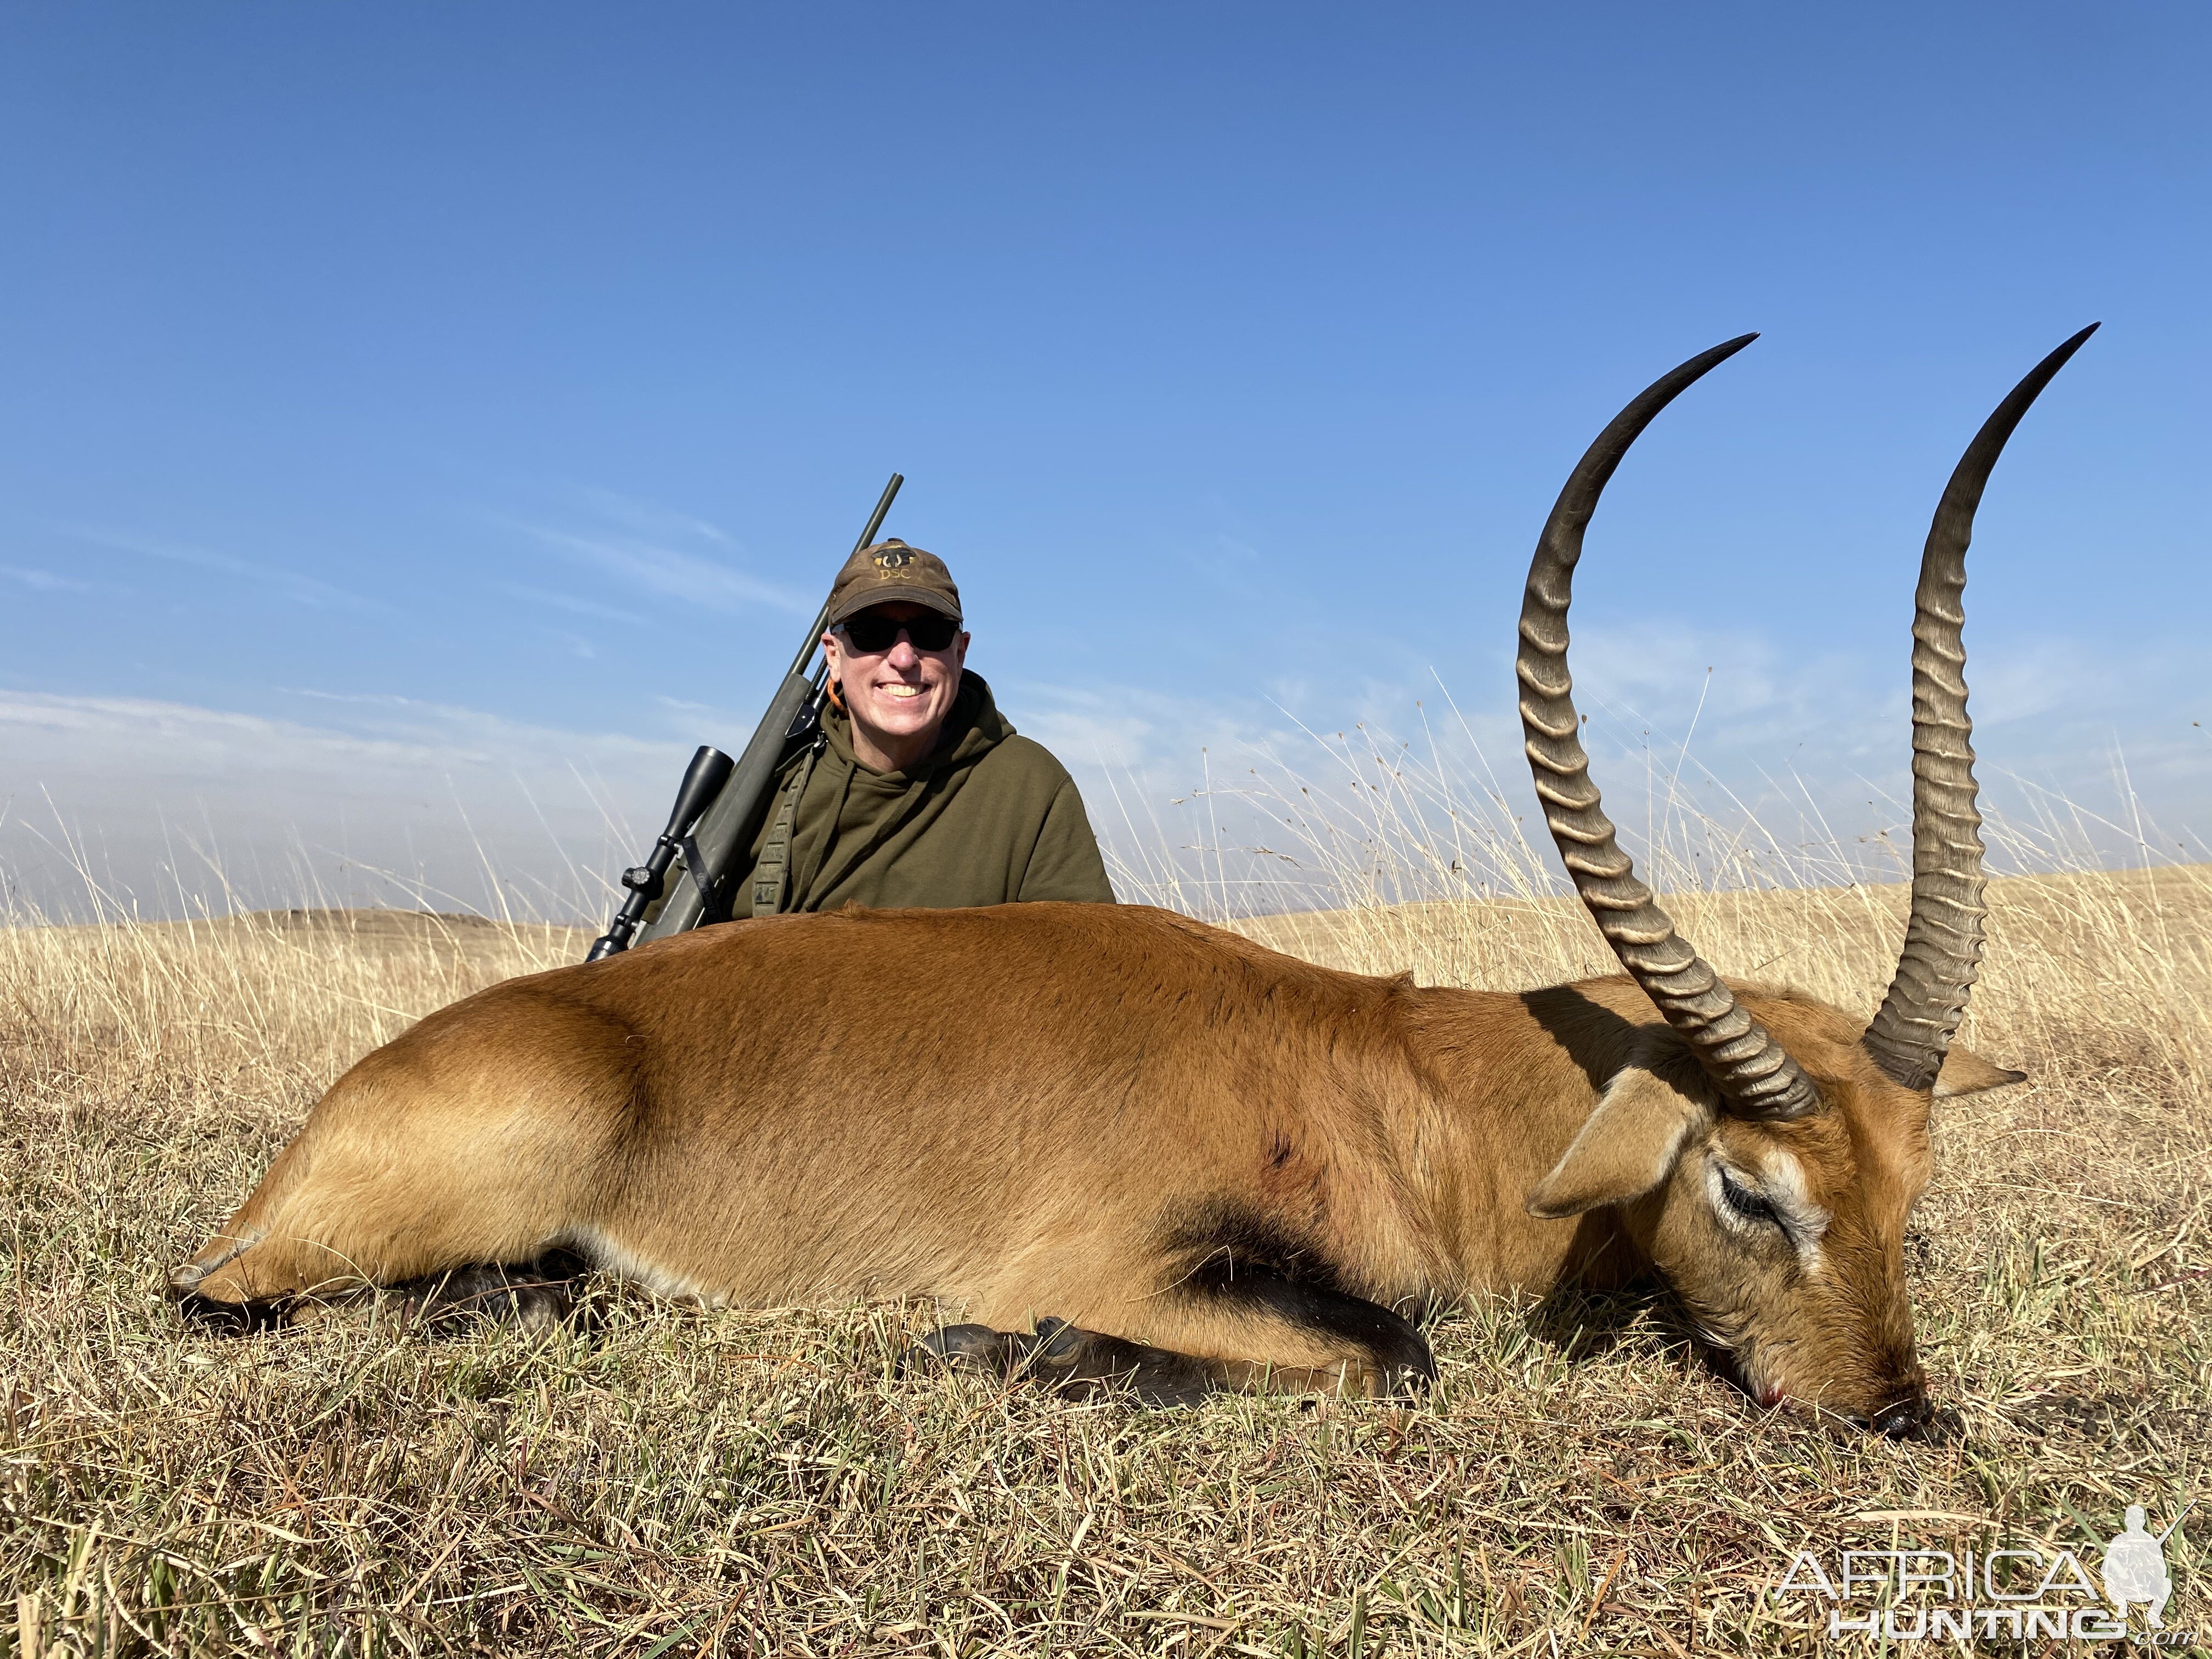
[837,611,961,653]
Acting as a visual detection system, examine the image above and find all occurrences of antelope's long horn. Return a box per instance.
[1863,324,2099,1090]
[1518,335,1820,1119]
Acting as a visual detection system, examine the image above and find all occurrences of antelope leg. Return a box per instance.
[907,1291,1435,1406]
[392,1248,593,1333]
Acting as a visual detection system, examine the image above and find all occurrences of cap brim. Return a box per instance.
[827,586,963,627]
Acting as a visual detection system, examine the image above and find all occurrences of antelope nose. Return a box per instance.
[1869,1387,1933,1439]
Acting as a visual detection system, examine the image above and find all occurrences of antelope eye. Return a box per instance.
[1717,1166,1778,1226]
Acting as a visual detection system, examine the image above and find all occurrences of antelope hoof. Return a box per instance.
[904,1317,1218,1407]
[172,1289,289,1336]
[901,1322,1025,1375]
[1026,1317,1218,1406]
[398,1250,590,1335]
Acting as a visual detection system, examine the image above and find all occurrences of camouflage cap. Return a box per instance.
[825,539,962,627]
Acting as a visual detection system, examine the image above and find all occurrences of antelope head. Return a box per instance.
[1517,328,2094,1434]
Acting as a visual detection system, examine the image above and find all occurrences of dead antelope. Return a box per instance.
[172,327,2094,1432]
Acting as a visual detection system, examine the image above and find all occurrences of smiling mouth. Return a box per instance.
[874,685,923,699]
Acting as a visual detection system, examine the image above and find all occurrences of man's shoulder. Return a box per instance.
[972,731,1079,789]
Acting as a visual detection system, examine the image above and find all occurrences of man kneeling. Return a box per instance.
[731,538,1113,917]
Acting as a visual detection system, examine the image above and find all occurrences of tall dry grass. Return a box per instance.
[1113,716,2210,1110]
[2,753,2207,1656]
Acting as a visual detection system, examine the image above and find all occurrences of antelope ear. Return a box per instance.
[1527,1066,1709,1220]
[1932,1042,2027,1098]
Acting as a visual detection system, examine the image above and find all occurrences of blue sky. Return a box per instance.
[3,5,2207,918]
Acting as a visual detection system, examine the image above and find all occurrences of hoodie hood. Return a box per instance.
[727,667,1111,920]
[820,669,1012,781]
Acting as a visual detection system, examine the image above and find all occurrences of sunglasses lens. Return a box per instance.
[842,617,895,652]
[907,616,958,650]
[844,613,958,652]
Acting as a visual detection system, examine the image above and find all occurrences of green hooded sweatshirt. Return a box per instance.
[727,670,1113,918]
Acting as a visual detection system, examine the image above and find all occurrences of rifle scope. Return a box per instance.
[584,743,735,961]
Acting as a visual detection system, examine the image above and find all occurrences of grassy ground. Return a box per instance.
[3,873,2208,1656]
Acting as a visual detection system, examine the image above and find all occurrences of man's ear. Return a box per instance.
[1933,1042,2027,1098]
[1527,1066,1709,1220]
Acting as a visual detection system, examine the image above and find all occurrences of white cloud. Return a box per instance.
[1008,621,2212,910]
[63,527,382,611]
[0,691,680,923]
[495,583,650,626]
[6,617,2204,928]
[517,523,808,616]
[575,489,737,546]
[2,565,93,594]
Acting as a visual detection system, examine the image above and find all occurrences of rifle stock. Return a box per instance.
[608,472,904,953]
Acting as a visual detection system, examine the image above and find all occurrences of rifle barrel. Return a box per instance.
[634,472,904,943]
[783,472,903,679]
[2155,1499,2196,1544]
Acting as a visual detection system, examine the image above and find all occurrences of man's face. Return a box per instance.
[822,601,970,769]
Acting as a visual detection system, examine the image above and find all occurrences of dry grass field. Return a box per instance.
[3,864,2208,1656]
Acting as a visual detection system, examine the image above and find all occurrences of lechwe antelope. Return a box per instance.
[173,328,2095,1433]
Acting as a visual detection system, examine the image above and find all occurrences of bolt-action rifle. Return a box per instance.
[584,472,904,962]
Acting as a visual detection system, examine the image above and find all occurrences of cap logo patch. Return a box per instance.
[873,548,915,572]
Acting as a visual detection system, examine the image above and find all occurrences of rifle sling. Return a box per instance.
[674,832,720,923]
[751,736,827,917]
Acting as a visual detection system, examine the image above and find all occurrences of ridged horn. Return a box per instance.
[1518,335,1820,1120]
[1863,324,2099,1090]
